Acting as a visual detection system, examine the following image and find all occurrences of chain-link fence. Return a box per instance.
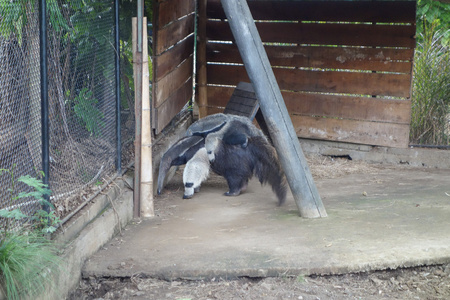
[0,1,122,227]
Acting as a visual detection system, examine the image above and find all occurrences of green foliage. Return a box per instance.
[417,0,450,46]
[72,88,105,136]
[17,175,51,202]
[0,232,61,300]
[411,22,450,145]
[0,169,62,299]
[0,209,27,221]
[0,0,69,42]
[0,168,59,237]
[31,209,61,234]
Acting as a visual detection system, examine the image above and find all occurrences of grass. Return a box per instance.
[411,24,450,145]
[0,168,63,299]
[0,232,62,300]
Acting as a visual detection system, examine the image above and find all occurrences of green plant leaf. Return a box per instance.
[0,209,28,220]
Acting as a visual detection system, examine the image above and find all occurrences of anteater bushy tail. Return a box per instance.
[248,136,287,205]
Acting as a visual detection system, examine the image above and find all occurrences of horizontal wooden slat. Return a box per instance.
[154,34,194,81]
[284,92,411,124]
[207,64,412,98]
[207,21,416,48]
[292,115,410,148]
[207,0,416,23]
[155,14,195,55]
[207,43,413,73]
[157,0,195,28]
[204,85,411,124]
[155,78,193,134]
[154,55,193,107]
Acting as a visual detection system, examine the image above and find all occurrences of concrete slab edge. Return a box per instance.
[82,255,450,282]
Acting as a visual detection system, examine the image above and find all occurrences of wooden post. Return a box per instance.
[197,0,208,118]
[220,0,327,218]
[133,17,155,217]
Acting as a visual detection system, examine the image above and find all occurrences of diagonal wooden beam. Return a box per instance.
[220,0,327,218]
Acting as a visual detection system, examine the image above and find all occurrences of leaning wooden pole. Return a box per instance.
[220,0,327,218]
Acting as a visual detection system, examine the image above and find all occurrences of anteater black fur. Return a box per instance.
[210,136,287,205]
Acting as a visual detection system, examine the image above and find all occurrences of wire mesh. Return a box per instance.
[0,1,119,226]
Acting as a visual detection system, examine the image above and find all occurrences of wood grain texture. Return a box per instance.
[292,115,410,148]
[283,92,411,124]
[207,21,416,48]
[207,43,413,73]
[155,14,195,55]
[207,0,416,23]
[157,0,195,28]
[154,78,193,134]
[204,86,411,124]
[207,64,412,98]
[154,55,193,108]
[153,34,194,81]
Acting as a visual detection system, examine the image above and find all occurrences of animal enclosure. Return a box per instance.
[196,0,416,148]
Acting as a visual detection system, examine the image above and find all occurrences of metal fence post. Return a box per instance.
[114,0,121,173]
[39,0,50,211]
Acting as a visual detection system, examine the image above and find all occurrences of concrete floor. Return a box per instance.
[83,165,450,280]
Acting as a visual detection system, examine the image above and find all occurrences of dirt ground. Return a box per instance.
[68,155,450,300]
[70,263,450,299]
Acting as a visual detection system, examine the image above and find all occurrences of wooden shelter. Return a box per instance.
[151,0,416,148]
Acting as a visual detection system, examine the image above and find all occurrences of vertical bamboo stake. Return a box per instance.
[140,17,154,217]
[133,17,154,217]
[197,0,208,118]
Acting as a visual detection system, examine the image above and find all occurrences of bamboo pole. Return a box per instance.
[133,17,154,217]
[140,17,154,217]
[220,0,327,218]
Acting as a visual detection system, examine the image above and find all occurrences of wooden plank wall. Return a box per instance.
[152,0,195,134]
[200,0,416,148]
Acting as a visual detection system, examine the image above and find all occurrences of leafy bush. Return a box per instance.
[411,23,450,145]
[0,168,62,300]
[417,0,450,46]
[72,88,105,137]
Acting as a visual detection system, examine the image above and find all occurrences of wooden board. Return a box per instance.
[155,13,195,55]
[156,0,195,28]
[205,85,411,124]
[222,82,260,119]
[154,55,193,108]
[283,92,411,124]
[207,43,414,73]
[153,34,194,81]
[207,20,416,48]
[152,0,195,134]
[292,115,410,148]
[207,0,416,23]
[207,64,412,98]
[154,78,193,134]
